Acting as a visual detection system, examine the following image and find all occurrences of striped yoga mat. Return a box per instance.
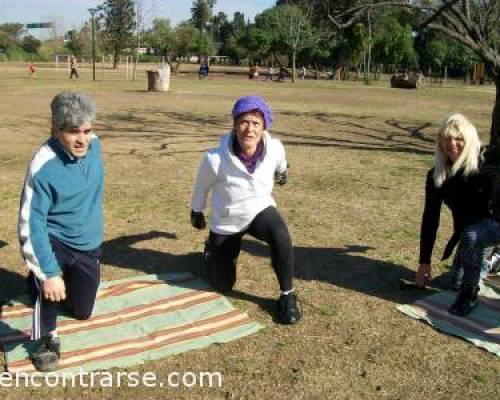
[397,282,500,356]
[0,272,263,374]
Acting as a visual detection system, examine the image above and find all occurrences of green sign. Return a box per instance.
[26,23,53,29]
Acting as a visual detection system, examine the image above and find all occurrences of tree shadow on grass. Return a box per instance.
[100,231,280,315]
[0,267,32,364]
[0,266,27,305]
[240,239,440,306]
[98,231,439,319]
[94,108,436,158]
[100,230,204,279]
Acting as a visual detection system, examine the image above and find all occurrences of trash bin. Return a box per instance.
[146,64,171,92]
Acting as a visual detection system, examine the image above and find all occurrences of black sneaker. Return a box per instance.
[276,292,302,325]
[31,334,61,372]
[448,286,479,317]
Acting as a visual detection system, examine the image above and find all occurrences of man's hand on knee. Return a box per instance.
[43,276,67,302]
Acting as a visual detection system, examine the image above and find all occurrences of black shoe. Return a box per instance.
[31,334,61,372]
[276,292,302,325]
[449,286,479,317]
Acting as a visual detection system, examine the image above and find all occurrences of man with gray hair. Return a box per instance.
[19,91,104,371]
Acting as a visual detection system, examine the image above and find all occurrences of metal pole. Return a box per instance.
[89,8,97,82]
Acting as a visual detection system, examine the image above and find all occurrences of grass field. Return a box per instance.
[0,65,498,399]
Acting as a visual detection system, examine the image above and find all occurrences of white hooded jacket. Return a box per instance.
[191,131,287,234]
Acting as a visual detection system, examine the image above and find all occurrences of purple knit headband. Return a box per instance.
[231,95,273,129]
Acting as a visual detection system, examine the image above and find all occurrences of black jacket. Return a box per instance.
[419,159,489,264]
[477,146,500,221]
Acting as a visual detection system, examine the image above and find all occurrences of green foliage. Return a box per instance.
[253,5,316,61]
[0,31,11,51]
[218,12,247,63]
[194,30,215,57]
[100,0,136,67]
[0,23,25,51]
[191,0,211,31]
[5,46,29,61]
[442,38,476,68]
[65,23,92,58]
[371,14,418,68]
[420,40,447,69]
[232,12,246,35]
[0,23,25,43]
[37,39,67,61]
[211,11,229,44]
[174,22,198,56]
[331,24,365,68]
[21,35,41,54]
[148,18,175,57]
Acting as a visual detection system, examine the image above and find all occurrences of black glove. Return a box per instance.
[191,210,206,230]
[274,170,288,186]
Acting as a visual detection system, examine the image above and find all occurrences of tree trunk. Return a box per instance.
[490,74,500,149]
[292,51,296,83]
[335,65,343,80]
[133,54,139,81]
[367,10,372,83]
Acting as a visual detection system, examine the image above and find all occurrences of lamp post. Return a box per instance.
[89,8,98,82]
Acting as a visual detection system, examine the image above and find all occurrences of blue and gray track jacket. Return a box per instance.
[18,135,104,281]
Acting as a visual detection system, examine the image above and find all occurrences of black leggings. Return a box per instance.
[204,206,294,293]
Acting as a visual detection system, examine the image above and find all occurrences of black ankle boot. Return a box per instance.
[448,286,479,317]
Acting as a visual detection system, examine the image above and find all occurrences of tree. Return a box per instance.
[327,0,500,147]
[232,12,246,34]
[239,24,272,62]
[212,11,230,54]
[219,12,247,63]
[255,4,320,82]
[175,22,198,58]
[194,30,215,59]
[99,0,136,68]
[65,23,94,58]
[149,18,175,57]
[21,35,41,54]
[0,23,25,43]
[371,13,418,70]
[0,23,25,50]
[191,0,211,31]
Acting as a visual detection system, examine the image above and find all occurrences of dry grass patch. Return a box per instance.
[0,66,498,399]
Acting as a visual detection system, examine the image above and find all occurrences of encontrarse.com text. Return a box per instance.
[0,369,223,388]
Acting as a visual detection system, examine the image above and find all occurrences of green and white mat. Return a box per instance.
[398,279,500,356]
[0,272,263,374]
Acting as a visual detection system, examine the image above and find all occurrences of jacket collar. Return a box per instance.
[221,131,270,174]
[48,137,90,163]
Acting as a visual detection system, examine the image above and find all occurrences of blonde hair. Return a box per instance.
[433,114,481,187]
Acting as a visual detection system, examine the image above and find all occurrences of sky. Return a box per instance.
[0,0,276,37]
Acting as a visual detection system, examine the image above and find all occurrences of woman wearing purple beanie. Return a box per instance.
[190,95,301,325]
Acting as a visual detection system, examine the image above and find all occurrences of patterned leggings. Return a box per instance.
[451,218,500,290]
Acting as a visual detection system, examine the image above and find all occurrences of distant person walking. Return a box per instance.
[28,62,36,77]
[69,56,79,80]
[199,62,209,80]
[251,64,260,80]
[268,66,274,81]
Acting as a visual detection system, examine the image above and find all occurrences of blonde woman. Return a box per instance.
[416,114,487,289]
